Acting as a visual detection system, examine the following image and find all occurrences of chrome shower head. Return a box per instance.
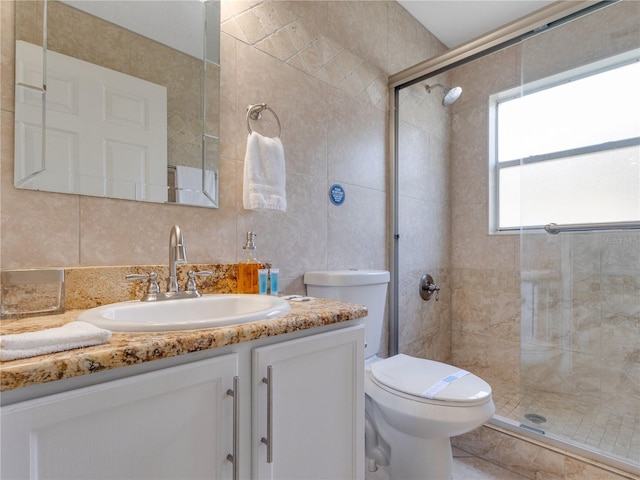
[425,84,462,106]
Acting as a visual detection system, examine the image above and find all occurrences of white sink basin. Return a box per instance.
[77,294,291,332]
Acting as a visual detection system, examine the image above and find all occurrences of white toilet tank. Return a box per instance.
[304,270,390,358]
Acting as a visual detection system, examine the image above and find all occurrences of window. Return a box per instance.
[490,50,640,232]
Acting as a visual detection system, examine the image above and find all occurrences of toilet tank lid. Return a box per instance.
[304,270,390,286]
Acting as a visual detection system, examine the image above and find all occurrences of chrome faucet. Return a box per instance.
[126,225,211,301]
[168,225,187,294]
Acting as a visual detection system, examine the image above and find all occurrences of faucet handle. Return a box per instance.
[126,272,161,300]
[185,270,212,295]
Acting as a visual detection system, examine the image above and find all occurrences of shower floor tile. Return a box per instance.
[492,382,640,465]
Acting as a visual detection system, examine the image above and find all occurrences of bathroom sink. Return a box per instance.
[77,294,291,332]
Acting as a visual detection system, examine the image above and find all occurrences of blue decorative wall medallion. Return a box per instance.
[329,184,346,206]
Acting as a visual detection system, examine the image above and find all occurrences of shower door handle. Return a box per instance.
[261,365,273,463]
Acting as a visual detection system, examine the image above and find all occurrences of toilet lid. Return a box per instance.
[370,354,492,404]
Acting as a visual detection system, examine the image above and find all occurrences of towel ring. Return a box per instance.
[246,103,282,138]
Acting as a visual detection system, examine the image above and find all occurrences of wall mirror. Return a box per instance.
[14,0,220,208]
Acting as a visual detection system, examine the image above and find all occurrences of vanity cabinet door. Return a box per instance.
[1,354,238,480]
[253,325,364,480]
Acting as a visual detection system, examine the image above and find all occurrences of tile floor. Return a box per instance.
[364,447,527,480]
[452,448,529,480]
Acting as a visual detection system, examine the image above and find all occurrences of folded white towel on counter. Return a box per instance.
[0,321,112,361]
[243,131,287,212]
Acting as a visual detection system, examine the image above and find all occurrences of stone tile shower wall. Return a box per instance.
[521,232,640,418]
[396,80,452,362]
[449,1,640,415]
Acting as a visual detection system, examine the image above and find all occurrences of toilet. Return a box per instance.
[304,270,495,480]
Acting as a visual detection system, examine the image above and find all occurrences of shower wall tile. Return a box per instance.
[451,202,518,271]
[396,76,453,362]
[601,232,640,276]
[521,1,640,85]
[449,104,487,196]
[452,287,519,341]
[401,322,451,364]
[450,46,520,112]
[398,76,452,144]
[449,4,640,464]
[397,121,431,201]
[399,267,452,363]
[520,234,565,273]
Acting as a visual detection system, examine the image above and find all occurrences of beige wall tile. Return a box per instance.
[448,5,639,468]
[1,0,16,114]
[327,88,387,192]
[387,1,445,74]
[3,1,421,279]
[326,1,388,73]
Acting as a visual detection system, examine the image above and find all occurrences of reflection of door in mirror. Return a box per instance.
[15,40,168,202]
[13,0,220,208]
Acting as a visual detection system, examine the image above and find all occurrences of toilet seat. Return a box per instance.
[369,354,492,406]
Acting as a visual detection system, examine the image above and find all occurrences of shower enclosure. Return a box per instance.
[391,0,639,474]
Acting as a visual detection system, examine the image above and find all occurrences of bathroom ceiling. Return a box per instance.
[398,0,555,48]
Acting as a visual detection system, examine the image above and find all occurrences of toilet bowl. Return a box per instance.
[364,355,494,479]
[304,270,495,480]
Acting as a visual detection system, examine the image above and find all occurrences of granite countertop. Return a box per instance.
[0,298,367,392]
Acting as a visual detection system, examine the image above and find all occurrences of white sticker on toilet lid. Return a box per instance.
[421,370,470,399]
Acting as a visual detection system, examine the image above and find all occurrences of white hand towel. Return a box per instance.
[0,321,112,361]
[243,131,286,212]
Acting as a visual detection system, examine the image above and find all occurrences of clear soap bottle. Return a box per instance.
[238,232,261,294]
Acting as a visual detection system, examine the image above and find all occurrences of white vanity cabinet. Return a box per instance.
[0,354,239,480]
[0,323,364,480]
[253,326,364,480]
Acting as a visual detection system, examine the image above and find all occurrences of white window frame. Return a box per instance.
[489,49,640,234]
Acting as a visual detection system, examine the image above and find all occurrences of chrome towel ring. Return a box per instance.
[246,103,282,138]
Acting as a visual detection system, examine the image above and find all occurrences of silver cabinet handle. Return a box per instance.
[260,365,273,464]
[226,376,239,480]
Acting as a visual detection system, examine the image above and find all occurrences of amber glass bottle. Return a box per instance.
[238,232,261,293]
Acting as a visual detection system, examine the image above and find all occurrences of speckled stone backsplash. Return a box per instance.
[2,265,238,317]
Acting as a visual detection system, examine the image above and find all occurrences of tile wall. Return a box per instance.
[0,0,439,299]
[2,0,637,477]
[448,0,640,413]
[448,1,640,471]
[396,79,452,362]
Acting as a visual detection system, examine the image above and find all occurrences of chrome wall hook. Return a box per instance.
[420,274,440,301]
